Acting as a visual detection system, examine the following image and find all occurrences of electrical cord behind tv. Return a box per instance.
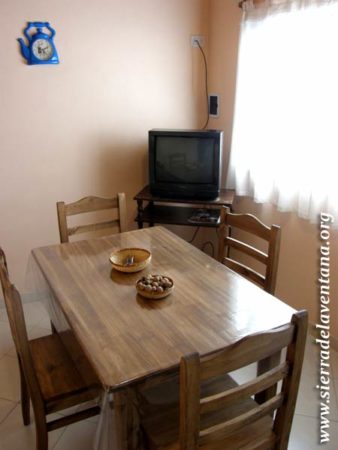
[188,226,200,243]
[195,40,209,130]
[188,226,215,258]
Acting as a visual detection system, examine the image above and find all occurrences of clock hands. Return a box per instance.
[30,38,55,61]
[38,45,48,54]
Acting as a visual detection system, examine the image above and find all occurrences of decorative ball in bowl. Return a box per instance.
[136,274,174,299]
[109,248,151,273]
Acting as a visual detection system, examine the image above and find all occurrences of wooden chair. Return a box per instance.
[57,193,127,243]
[218,206,281,294]
[0,247,101,450]
[139,310,308,450]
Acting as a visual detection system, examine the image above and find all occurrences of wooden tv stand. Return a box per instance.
[134,185,235,229]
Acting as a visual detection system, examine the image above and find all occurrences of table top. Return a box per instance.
[32,226,294,390]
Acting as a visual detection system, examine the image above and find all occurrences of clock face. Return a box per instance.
[32,39,54,61]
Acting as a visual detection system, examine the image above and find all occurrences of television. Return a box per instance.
[148,129,223,200]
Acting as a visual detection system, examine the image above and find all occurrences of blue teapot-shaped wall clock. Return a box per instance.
[18,22,59,65]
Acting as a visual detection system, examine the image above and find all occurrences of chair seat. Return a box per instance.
[29,333,100,414]
[140,374,275,450]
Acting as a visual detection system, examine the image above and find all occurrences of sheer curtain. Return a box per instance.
[227,0,338,223]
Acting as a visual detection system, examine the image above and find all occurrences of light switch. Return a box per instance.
[209,94,219,117]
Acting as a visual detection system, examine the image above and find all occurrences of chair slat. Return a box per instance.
[199,393,283,445]
[223,258,266,289]
[200,324,294,381]
[225,236,268,264]
[65,196,119,215]
[226,212,272,241]
[68,219,120,237]
[200,362,289,415]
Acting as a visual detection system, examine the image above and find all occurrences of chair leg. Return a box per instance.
[36,421,48,450]
[33,407,48,450]
[19,358,30,425]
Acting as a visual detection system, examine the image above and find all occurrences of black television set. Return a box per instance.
[148,129,223,200]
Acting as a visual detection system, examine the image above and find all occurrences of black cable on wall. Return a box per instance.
[195,40,209,130]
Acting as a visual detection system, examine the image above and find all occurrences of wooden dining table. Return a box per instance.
[31,226,295,449]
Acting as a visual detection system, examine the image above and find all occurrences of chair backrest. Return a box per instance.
[0,248,16,348]
[180,310,308,450]
[56,193,127,243]
[218,206,281,294]
[0,248,45,412]
[0,247,8,275]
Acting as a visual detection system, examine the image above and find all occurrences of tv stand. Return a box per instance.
[134,185,235,229]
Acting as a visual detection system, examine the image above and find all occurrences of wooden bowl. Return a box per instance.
[109,248,151,273]
[136,274,174,299]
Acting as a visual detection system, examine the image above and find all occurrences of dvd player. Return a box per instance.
[188,209,220,225]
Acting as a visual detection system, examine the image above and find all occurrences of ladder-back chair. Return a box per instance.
[140,310,308,450]
[57,192,127,243]
[218,206,281,294]
[0,247,101,450]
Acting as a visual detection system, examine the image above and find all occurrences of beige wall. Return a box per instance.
[2,0,336,345]
[0,0,209,291]
[207,0,338,346]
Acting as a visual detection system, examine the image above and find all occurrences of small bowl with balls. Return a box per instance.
[136,274,174,300]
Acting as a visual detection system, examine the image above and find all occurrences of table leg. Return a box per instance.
[114,388,143,450]
[149,201,154,227]
[136,200,144,229]
[114,390,128,449]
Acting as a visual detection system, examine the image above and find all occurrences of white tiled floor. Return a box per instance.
[0,301,337,449]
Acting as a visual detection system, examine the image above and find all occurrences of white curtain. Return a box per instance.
[228,0,338,223]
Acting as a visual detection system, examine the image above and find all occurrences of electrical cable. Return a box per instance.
[196,40,209,130]
[188,226,200,243]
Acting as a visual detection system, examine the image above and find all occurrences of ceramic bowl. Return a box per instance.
[109,248,151,273]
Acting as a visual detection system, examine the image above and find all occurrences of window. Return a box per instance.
[228,0,338,223]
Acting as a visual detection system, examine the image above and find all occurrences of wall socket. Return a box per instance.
[191,35,204,48]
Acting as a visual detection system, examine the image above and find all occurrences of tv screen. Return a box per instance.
[149,129,223,200]
[155,137,215,184]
